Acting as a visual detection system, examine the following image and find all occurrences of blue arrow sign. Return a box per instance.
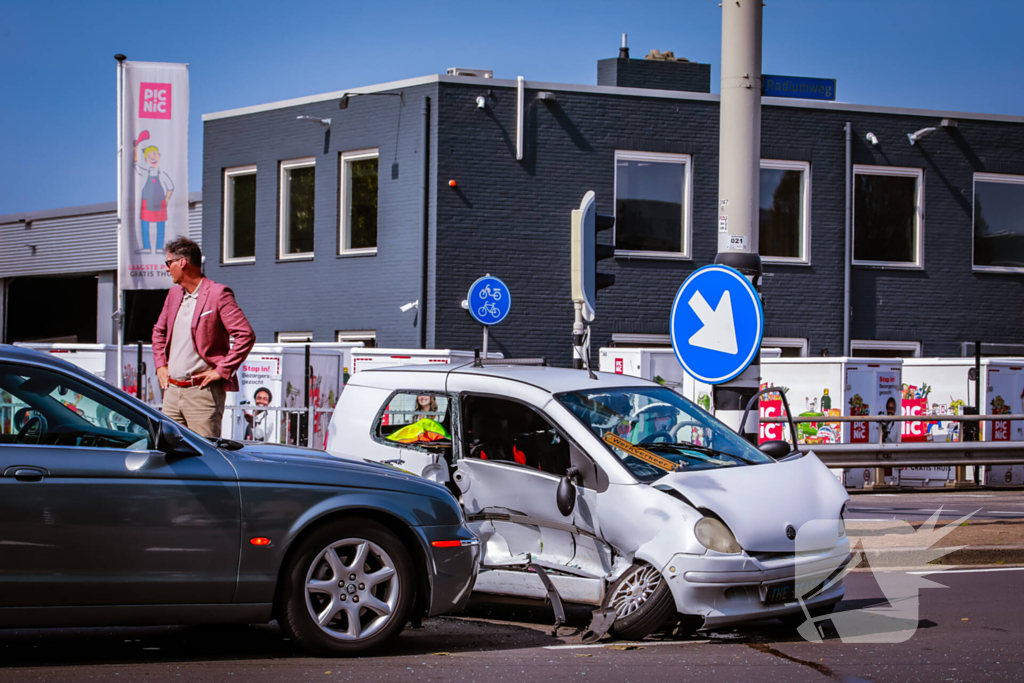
[670,265,763,385]
[468,275,511,326]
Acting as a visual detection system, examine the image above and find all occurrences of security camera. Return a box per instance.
[476,95,486,109]
[400,300,419,313]
[907,127,936,146]
[866,132,879,146]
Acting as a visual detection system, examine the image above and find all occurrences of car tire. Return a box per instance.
[607,562,676,641]
[279,518,415,656]
[778,601,837,629]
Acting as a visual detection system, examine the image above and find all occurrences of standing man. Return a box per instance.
[152,237,255,437]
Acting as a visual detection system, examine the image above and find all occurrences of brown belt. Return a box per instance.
[167,377,201,387]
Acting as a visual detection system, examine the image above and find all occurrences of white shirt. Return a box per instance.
[167,280,211,380]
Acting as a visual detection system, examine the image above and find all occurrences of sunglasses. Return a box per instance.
[164,257,185,268]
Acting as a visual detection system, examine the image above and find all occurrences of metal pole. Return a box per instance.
[482,326,489,359]
[115,55,126,388]
[136,341,143,402]
[303,344,311,447]
[419,96,430,349]
[713,0,763,438]
[572,300,584,369]
[843,122,852,357]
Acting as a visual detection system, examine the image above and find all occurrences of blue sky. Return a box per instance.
[1,0,1021,215]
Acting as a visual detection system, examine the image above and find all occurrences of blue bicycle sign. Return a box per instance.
[468,276,511,325]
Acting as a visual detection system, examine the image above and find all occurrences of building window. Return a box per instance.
[277,332,313,343]
[761,337,808,357]
[340,149,379,254]
[973,173,1024,272]
[853,165,923,267]
[223,165,256,263]
[759,160,810,263]
[614,151,691,258]
[851,340,921,358]
[279,158,315,259]
[337,330,376,348]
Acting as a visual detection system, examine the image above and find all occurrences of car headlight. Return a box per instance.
[839,502,848,538]
[695,517,742,554]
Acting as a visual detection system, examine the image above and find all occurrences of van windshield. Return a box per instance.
[557,386,773,482]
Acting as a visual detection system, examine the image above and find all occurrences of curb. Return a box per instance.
[859,545,1024,567]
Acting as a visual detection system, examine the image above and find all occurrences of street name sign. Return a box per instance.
[670,265,764,384]
[468,275,511,325]
[762,74,836,101]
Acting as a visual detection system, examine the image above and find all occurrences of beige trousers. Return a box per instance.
[162,382,226,437]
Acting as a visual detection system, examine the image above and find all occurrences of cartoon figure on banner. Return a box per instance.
[879,396,900,443]
[133,130,175,254]
[244,387,273,442]
[849,393,870,443]
[991,395,1012,441]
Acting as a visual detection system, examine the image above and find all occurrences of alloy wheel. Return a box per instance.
[304,538,400,640]
[609,564,662,618]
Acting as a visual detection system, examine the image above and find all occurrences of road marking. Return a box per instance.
[987,511,1024,515]
[544,640,709,650]
[908,566,1024,576]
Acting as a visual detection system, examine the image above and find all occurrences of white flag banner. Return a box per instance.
[119,61,189,290]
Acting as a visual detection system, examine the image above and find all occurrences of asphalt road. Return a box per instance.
[2,566,1022,682]
[846,489,1024,521]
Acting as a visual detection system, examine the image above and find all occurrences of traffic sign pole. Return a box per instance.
[714,0,764,440]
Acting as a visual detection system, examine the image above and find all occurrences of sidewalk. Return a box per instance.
[847,517,1024,567]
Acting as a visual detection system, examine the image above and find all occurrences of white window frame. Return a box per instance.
[222,165,257,264]
[339,148,380,256]
[336,330,376,346]
[972,172,1024,274]
[278,157,316,260]
[613,150,693,260]
[759,159,811,265]
[852,165,924,269]
[851,340,921,357]
[610,333,671,347]
[276,332,313,343]
[761,337,808,356]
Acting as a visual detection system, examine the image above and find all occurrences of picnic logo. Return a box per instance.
[792,508,975,644]
[139,82,172,119]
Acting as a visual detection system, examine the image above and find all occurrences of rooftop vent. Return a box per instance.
[447,67,493,79]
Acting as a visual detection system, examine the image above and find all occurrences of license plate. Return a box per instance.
[763,576,827,606]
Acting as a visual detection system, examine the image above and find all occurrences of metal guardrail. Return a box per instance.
[798,441,1024,468]
[224,405,334,447]
[762,414,1024,424]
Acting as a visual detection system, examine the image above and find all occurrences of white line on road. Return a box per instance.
[908,566,1024,576]
[987,511,1024,515]
[544,640,709,650]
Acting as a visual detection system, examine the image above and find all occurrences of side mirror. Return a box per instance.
[556,466,579,517]
[157,420,202,460]
[759,439,792,459]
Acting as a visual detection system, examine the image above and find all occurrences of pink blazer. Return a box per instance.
[152,279,256,392]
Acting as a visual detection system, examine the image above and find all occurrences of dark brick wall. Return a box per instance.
[202,84,438,347]
[597,58,711,93]
[433,82,1024,364]
[205,77,1024,364]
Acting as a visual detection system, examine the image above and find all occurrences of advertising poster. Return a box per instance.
[226,355,283,443]
[119,61,189,289]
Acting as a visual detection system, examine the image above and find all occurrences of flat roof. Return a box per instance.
[202,73,1024,125]
[0,191,202,225]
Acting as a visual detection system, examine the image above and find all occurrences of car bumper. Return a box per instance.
[662,538,851,629]
[417,524,481,617]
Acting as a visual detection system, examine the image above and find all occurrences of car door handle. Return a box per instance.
[3,466,48,482]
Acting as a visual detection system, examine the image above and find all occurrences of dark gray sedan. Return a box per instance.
[0,345,479,656]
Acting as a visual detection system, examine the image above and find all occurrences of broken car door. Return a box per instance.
[454,393,609,577]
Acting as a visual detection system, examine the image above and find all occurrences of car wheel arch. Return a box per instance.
[271,508,432,625]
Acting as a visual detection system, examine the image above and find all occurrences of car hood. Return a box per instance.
[658,452,849,552]
[225,441,450,497]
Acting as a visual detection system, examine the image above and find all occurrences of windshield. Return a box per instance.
[557,386,773,482]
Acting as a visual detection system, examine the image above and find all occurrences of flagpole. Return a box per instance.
[115,54,126,388]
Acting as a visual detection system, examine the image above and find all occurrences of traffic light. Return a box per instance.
[571,191,616,321]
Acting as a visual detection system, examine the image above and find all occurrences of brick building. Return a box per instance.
[201,53,1024,363]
